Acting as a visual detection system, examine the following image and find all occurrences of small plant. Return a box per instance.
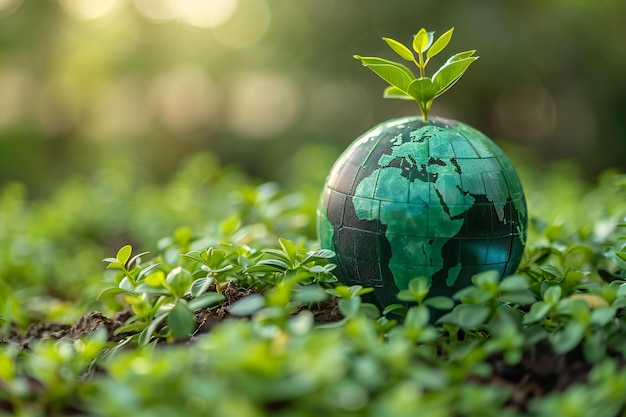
[100,244,225,344]
[99,236,339,344]
[1,165,626,416]
[354,27,478,121]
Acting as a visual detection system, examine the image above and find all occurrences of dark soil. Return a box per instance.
[192,282,343,337]
[20,311,132,347]
[479,340,594,411]
[191,282,257,335]
[17,282,343,346]
[9,283,601,412]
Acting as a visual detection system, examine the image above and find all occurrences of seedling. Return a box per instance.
[354,27,478,121]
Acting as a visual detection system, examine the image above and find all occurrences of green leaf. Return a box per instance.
[136,263,162,282]
[338,297,361,318]
[201,247,228,268]
[500,289,537,305]
[188,292,225,311]
[590,306,616,326]
[167,300,195,339]
[278,238,298,265]
[383,86,413,100]
[404,306,430,329]
[407,77,436,103]
[138,312,168,346]
[617,283,626,298]
[359,303,381,319]
[307,264,336,274]
[407,276,430,294]
[116,245,133,265]
[498,275,529,292]
[261,249,292,263]
[228,294,266,316]
[354,56,415,91]
[543,285,563,304]
[540,264,564,279]
[382,37,415,61]
[302,249,335,264]
[292,285,328,303]
[445,50,477,63]
[166,267,193,297]
[565,245,594,257]
[288,311,314,335]
[432,56,478,98]
[106,261,125,270]
[96,287,132,300]
[550,322,586,354]
[134,283,169,295]
[426,27,454,59]
[523,301,551,324]
[181,251,204,263]
[128,251,149,268]
[438,304,491,330]
[144,270,165,287]
[397,276,430,303]
[326,285,352,299]
[412,28,433,53]
[355,27,478,121]
[472,270,500,288]
[189,277,215,297]
[424,296,455,310]
[382,303,407,317]
[351,285,374,297]
[245,259,290,273]
[119,277,134,292]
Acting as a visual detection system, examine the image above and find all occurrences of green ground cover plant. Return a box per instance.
[1,151,626,416]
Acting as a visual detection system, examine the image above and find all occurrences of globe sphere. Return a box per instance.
[317,116,528,308]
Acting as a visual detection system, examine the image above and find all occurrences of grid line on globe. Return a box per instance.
[317,116,527,307]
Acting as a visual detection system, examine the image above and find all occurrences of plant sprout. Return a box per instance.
[354,27,478,121]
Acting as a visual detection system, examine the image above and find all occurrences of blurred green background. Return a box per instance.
[1,0,625,192]
[1,0,626,327]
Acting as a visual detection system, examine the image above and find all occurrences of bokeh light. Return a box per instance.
[0,0,20,16]
[59,0,121,21]
[88,78,150,141]
[226,72,300,138]
[211,0,271,49]
[0,0,625,191]
[131,0,175,23]
[131,0,238,28]
[150,66,220,135]
[175,0,238,28]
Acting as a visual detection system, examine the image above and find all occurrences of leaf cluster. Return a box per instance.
[354,27,478,121]
[98,236,337,344]
[2,156,626,416]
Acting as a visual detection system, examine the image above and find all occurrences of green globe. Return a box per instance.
[317,116,527,308]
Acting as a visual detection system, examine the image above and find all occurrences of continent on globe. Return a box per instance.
[317,116,527,308]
